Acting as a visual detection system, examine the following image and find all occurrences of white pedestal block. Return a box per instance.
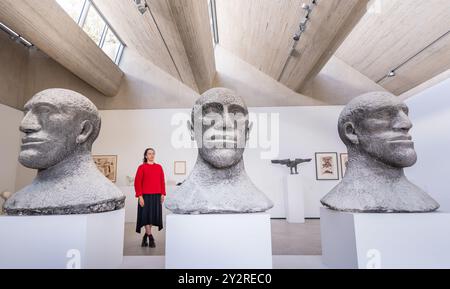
[0,209,125,269]
[285,175,305,223]
[165,213,272,269]
[120,186,138,223]
[320,207,450,269]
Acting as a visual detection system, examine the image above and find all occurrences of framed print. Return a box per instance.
[340,153,349,178]
[174,161,187,175]
[93,155,117,183]
[315,152,339,180]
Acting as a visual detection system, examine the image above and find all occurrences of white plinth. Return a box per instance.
[165,213,272,269]
[320,207,450,269]
[0,209,125,269]
[285,175,305,223]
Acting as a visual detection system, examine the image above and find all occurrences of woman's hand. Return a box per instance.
[161,195,165,204]
[139,196,145,208]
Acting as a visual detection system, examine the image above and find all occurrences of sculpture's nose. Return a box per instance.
[19,112,41,134]
[222,106,238,131]
[393,110,412,131]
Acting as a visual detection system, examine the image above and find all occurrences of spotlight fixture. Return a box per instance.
[387,70,396,77]
[302,3,311,12]
[299,18,307,32]
[134,0,149,15]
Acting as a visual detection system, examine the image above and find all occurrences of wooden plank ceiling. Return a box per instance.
[93,0,216,93]
[0,0,124,96]
[336,0,450,95]
[216,0,369,92]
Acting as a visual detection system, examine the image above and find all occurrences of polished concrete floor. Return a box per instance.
[123,219,321,256]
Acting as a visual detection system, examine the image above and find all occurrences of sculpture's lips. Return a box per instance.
[205,139,238,145]
[388,135,413,143]
[207,134,237,143]
[22,138,46,145]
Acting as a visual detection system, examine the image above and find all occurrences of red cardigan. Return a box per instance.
[134,163,166,197]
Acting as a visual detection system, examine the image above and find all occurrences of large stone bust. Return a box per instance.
[4,89,125,215]
[321,92,439,213]
[165,87,273,214]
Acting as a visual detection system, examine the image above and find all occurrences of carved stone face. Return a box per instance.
[19,89,100,170]
[340,92,417,168]
[189,88,251,169]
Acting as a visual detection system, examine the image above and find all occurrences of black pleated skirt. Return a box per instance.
[136,194,163,233]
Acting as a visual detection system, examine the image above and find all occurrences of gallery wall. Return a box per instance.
[405,77,450,212]
[0,104,22,194]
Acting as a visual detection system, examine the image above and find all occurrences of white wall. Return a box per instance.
[0,104,22,193]
[405,77,450,212]
[93,106,345,218]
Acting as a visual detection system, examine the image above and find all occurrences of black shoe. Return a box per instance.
[141,234,148,247]
[148,234,155,248]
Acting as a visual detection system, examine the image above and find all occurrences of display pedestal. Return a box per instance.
[320,207,450,269]
[165,213,272,269]
[285,175,305,223]
[0,209,125,269]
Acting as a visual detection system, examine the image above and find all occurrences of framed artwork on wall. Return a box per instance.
[93,155,117,183]
[174,161,187,175]
[340,153,349,178]
[315,152,339,180]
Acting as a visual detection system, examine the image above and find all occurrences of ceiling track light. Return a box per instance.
[292,0,318,42]
[377,29,450,84]
[134,0,149,15]
[280,0,319,81]
[387,70,396,77]
[0,21,34,48]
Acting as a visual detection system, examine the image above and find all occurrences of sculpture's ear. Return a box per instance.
[187,120,195,141]
[246,121,253,141]
[343,122,359,145]
[76,120,94,144]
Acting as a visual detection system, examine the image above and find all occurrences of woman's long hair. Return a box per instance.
[143,148,155,163]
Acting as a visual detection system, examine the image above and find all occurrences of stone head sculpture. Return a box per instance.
[188,87,252,169]
[165,87,273,214]
[4,89,125,215]
[321,91,439,213]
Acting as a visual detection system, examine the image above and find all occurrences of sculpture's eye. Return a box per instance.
[402,106,409,116]
[35,105,52,115]
[228,105,246,116]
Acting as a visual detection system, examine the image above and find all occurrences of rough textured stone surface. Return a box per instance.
[4,89,125,215]
[0,192,11,215]
[321,92,439,213]
[165,87,273,214]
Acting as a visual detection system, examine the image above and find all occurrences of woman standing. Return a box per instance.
[134,148,166,248]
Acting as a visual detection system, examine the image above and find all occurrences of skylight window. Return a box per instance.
[56,0,125,65]
[82,5,106,45]
[208,0,219,45]
[55,0,85,23]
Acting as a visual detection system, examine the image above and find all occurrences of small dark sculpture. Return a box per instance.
[271,158,312,175]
